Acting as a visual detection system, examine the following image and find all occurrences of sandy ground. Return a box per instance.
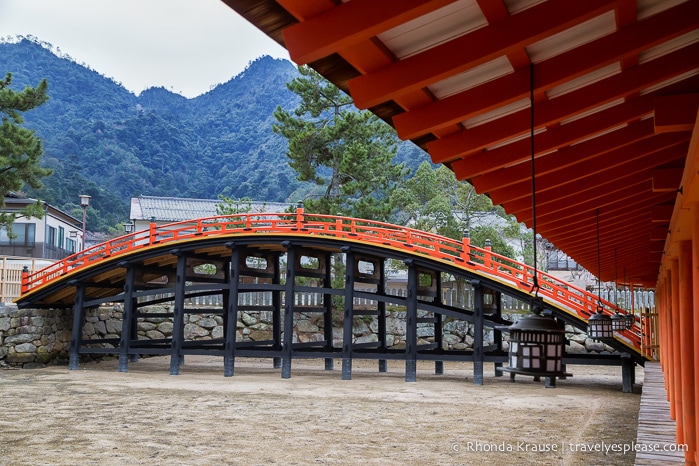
[0,356,642,466]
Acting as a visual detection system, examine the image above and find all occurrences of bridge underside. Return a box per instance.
[19,235,640,389]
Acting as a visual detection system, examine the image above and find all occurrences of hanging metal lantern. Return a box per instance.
[588,306,613,339]
[624,312,635,329]
[611,311,627,331]
[500,299,570,387]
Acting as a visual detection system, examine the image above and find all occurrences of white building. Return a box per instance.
[0,194,83,260]
[128,195,293,231]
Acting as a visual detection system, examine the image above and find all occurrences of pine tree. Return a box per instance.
[273,66,407,221]
[0,72,52,231]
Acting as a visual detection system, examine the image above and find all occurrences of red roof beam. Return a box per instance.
[495,158,651,214]
[553,215,655,252]
[488,134,687,206]
[430,42,699,164]
[282,0,458,65]
[393,1,698,140]
[536,190,676,238]
[570,239,661,267]
[347,0,621,109]
[652,168,684,192]
[474,112,660,193]
[528,186,674,234]
[654,93,699,133]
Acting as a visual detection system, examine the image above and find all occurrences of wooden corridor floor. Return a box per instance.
[635,362,687,465]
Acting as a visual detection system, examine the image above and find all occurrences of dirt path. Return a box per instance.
[0,357,641,465]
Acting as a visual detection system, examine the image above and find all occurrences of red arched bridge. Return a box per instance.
[17,206,651,387]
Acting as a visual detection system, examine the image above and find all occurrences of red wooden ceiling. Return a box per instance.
[222,0,699,288]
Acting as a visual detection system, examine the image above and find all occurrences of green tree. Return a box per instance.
[216,195,253,215]
[469,225,516,259]
[272,66,407,221]
[392,162,461,238]
[393,162,501,233]
[0,72,52,232]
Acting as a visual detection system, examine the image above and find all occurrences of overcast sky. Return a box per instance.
[0,0,291,98]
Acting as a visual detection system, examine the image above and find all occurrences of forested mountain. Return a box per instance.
[0,38,429,232]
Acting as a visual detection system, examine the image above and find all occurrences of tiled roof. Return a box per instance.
[130,196,292,222]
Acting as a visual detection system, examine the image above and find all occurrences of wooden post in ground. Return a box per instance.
[679,240,696,464]
[670,257,684,443]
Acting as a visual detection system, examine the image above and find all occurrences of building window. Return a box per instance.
[66,238,77,254]
[0,223,36,246]
[58,226,65,249]
[47,226,57,247]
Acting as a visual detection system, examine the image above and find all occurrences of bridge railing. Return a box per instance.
[20,208,645,356]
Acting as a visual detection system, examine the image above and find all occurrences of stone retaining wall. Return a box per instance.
[0,304,617,367]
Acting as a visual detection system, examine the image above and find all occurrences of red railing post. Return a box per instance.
[149,222,157,245]
[484,238,492,270]
[335,218,343,237]
[21,265,29,294]
[296,201,304,228]
[462,230,471,262]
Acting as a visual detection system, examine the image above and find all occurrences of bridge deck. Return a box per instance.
[16,211,652,367]
[635,362,686,465]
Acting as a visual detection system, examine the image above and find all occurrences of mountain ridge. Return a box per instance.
[0,37,428,232]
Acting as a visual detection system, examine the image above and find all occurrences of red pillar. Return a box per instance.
[678,240,695,463]
[664,273,675,408]
[692,204,699,465]
[671,257,684,442]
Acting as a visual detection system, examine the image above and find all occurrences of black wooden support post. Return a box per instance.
[129,302,139,363]
[272,252,282,369]
[493,291,503,377]
[378,258,387,373]
[405,260,418,383]
[281,244,296,378]
[118,266,136,372]
[472,280,484,385]
[169,253,187,376]
[342,248,355,380]
[69,284,85,370]
[323,252,334,371]
[434,274,444,375]
[224,245,240,377]
[621,353,634,393]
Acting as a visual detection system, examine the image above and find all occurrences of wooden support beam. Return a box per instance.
[283,0,456,64]
[393,1,698,140]
[653,168,684,192]
[429,43,699,164]
[655,94,699,133]
[272,251,282,369]
[651,225,671,242]
[342,248,355,380]
[348,0,620,109]
[224,246,241,377]
[282,244,296,378]
[490,137,685,209]
[434,274,444,376]
[653,204,675,223]
[169,254,187,376]
[378,258,388,373]
[671,258,684,443]
[470,104,658,190]
[69,284,86,370]
[679,241,696,462]
[405,259,418,383]
[472,280,484,386]
[118,267,136,373]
